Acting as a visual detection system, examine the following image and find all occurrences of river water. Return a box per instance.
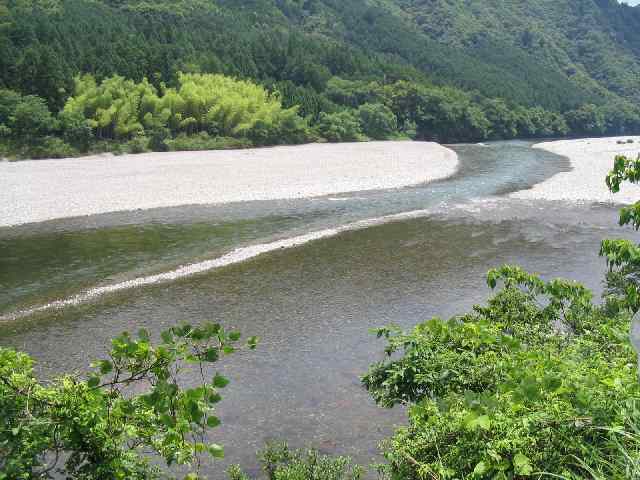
[0,141,632,477]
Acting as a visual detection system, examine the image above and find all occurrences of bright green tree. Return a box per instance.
[316,110,363,142]
[364,266,637,479]
[62,75,160,140]
[6,94,56,141]
[1,322,258,479]
[357,103,398,140]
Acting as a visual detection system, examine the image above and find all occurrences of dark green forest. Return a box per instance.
[2,0,640,157]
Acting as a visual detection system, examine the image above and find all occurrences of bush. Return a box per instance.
[164,133,253,151]
[316,110,365,142]
[8,94,57,141]
[60,73,313,148]
[0,322,258,479]
[363,265,639,479]
[357,103,398,140]
[575,405,640,479]
[147,126,170,152]
[32,137,77,158]
[9,137,77,159]
[125,135,150,154]
[60,110,94,151]
[228,442,364,480]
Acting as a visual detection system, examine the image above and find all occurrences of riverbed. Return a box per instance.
[0,139,636,478]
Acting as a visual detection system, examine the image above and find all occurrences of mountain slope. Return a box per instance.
[378,0,640,102]
[2,0,640,154]
[0,0,625,111]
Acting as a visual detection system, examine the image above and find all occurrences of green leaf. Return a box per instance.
[204,348,219,363]
[160,414,176,427]
[213,373,230,388]
[208,443,225,458]
[228,331,241,341]
[87,375,100,388]
[473,461,488,476]
[160,330,174,344]
[467,414,491,431]
[173,324,192,337]
[513,453,533,475]
[206,416,221,428]
[98,360,113,375]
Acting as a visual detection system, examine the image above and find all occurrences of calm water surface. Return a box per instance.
[0,142,630,477]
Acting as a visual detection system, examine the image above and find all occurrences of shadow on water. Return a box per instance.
[2,142,623,478]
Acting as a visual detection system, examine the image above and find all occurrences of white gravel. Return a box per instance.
[0,141,458,227]
[511,136,640,204]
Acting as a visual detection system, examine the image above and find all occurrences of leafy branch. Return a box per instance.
[0,322,258,480]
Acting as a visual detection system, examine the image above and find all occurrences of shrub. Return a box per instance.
[125,135,150,154]
[60,110,94,151]
[147,126,171,152]
[164,133,253,151]
[0,322,258,479]
[228,442,364,480]
[8,95,57,141]
[363,266,639,479]
[316,110,365,142]
[573,405,640,479]
[357,103,398,140]
[61,73,313,148]
[11,137,77,159]
[33,137,77,158]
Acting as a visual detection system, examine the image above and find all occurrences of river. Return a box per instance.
[0,141,630,477]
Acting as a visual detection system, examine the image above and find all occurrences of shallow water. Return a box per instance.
[0,141,565,316]
[0,141,631,477]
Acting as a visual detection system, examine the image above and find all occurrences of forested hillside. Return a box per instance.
[2,0,640,158]
[382,0,640,102]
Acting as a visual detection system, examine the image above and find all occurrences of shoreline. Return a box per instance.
[0,141,458,227]
[511,136,640,204]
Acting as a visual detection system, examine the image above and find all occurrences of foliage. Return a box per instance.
[4,0,640,159]
[566,105,607,136]
[61,75,155,140]
[59,109,94,150]
[356,103,398,140]
[165,73,310,144]
[56,73,311,151]
[0,322,259,479]
[363,265,639,479]
[24,137,77,159]
[164,133,252,151]
[568,404,640,480]
[316,110,364,143]
[125,135,150,154]
[228,442,364,480]
[0,91,57,141]
[601,154,640,312]
[380,0,640,106]
[0,0,598,113]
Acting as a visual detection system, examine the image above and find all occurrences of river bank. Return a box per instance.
[511,136,640,203]
[0,141,457,227]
